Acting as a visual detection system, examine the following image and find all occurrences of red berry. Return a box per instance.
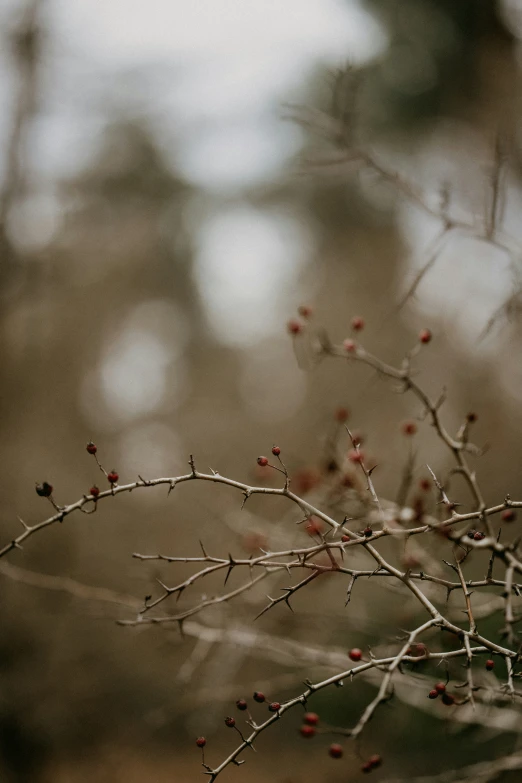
[363,526,373,538]
[329,743,343,759]
[474,531,485,541]
[435,682,446,694]
[419,328,432,344]
[271,446,281,456]
[428,689,438,699]
[287,318,303,335]
[402,420,417,436]
[348,448,364,464]
[419,478,431,491]
[341,534,350,542]
[304,712,319,726]
[351,316,364,332]
[196,737,206,748]
[502,509,516,522]
[343,338,357,353]
[224,716,236,727]
[257,456,268,467]
[253,691,265,703]
[299,725,316,738]
[362,761,373,773]
[369,755,382,768]
[268,702,281,712]
[349,648,362,662]
[486,659,494,671]
[297,305,313,319]
[305,517,323,536]
[90,485,100,499]
[236,699,247,711]
[441,692,455,706]
[35,482,53,498]
[86,441,97,455]
[107,470,119,484]
[335,407,350,423]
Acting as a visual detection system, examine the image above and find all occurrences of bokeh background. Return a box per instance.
[2,1,522,781]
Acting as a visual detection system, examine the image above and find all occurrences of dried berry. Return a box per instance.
[35,482,53,498]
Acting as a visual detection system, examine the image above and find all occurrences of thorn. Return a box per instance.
[224,554,236,585]
[168,480,177,496]
[241,490,251,510]
[156,577,171,593]
[199,540,208,557]
[176,586,185,603]
[17,517,29,531]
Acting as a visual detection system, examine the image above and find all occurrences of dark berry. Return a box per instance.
[349,648,362,662]
[253,691,265,703]
[268,702,281,712]
[329,743,343,759]
[35,482,53,497]
[362,761,373,773]
[224,716,236,727]
[442,692,455,706]
[341,534,350,542]
[90,485,100,499]
[419,478,431,491]
[86,441,97,455]
[369,755,382,768]
[467,530,477,539]
[236,699,247,711]
[474,531,485,541]
[502,509,516,522]
[107,470,119,484]
[363,526,372,538]
[196,737,206,748]
[466,412,477,423]
[271,446,281,456]
[428,689,438,699]
[435,682,446,694]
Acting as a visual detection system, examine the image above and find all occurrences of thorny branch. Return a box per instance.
[3,330,522,780]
